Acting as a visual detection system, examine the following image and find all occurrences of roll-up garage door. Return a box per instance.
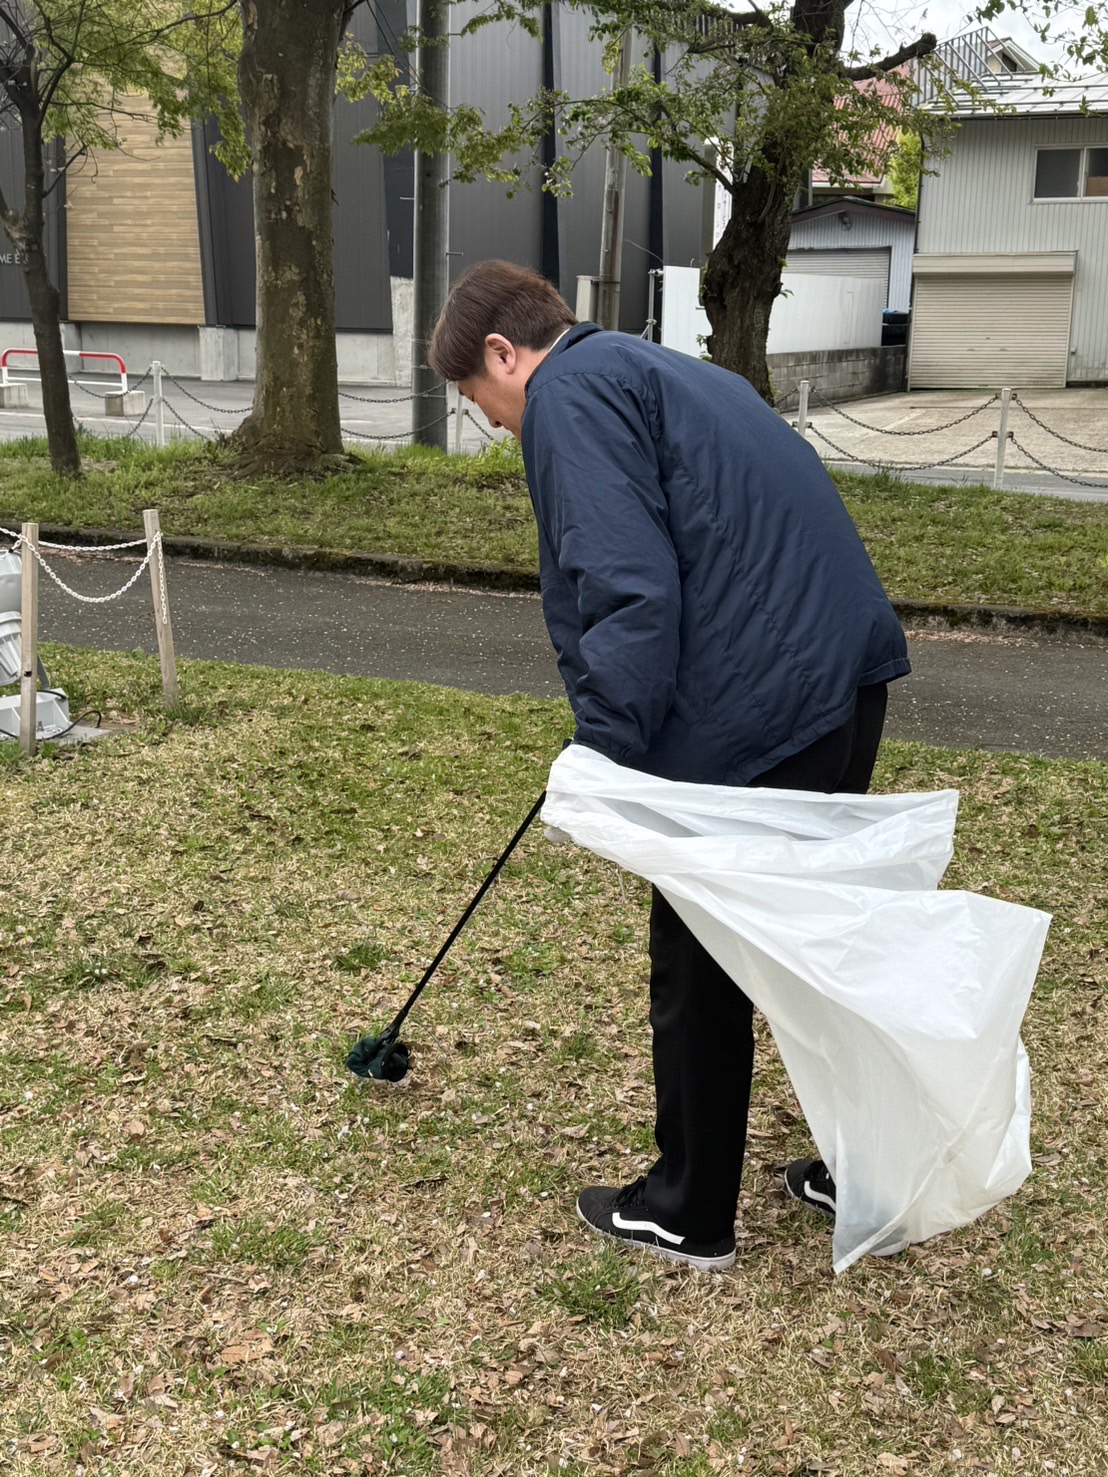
[785,248,890,279]
[909,258,1075,389]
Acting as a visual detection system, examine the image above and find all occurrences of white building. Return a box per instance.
[768,197,916,356]
[911,38,1108,388]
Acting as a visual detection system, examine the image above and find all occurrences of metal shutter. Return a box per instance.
[784,249,890,279]
[909,274,1074,389]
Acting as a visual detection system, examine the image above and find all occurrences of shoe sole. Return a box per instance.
[576,1203,736,1272]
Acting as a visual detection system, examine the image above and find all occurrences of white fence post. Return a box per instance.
[152,360,166,449]
[18,522,38,756]
[143,509,179,708]
[453,397,465,455]
[796,380,810,438]
[994,387,1011,489]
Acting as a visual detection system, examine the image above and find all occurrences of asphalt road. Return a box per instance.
[31,552,1108,764]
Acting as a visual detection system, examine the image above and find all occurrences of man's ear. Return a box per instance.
[484,334,517,373]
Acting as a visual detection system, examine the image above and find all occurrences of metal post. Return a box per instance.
[994,386,1011,489]
[153,360,166,449]
[18,522,38,756]
[143,509,179,708]
[412,0,450,450]
[453,396,465,455]
[796,380,810,438]
[596,30,634,332]
[644,269,661,342]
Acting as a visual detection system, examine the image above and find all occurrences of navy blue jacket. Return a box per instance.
[520,324,910,785]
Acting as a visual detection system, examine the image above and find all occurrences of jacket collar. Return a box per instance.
[525,321,603,398]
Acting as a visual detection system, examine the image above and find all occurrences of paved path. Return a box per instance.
[33,553,1108,765]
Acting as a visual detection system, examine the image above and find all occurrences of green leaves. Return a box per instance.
[9,2,245,175]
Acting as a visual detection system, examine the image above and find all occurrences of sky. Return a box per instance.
[846,0,1086,71]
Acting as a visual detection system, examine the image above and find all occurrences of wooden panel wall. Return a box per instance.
[66,101,205,325]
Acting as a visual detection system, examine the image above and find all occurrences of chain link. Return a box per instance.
[808,386,999,436]
[341,408,455,442]
[13,531,161,603]
[808,423,996,472]
[338,384,445,404]
[155,536,170,628]
[1007,436,1108,490]
[160,370,249,418]
[1012,394,1108,454]
[70,379,118,401]
[163,398,218,441]
[122,397,155,441]
[469,414,499,443]
[0,524,148,551]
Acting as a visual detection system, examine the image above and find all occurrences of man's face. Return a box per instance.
[456,335,534,440]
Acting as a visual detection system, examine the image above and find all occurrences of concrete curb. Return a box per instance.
[6,519,1108,643]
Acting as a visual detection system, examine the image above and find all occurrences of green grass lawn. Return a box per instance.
[1,649,1106,1474]
[1,435,1107,616]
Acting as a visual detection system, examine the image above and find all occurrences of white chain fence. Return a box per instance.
[5,528,163,604]
[3,511,178,754]
[789,380,1108,492]
[6,356,1104,483]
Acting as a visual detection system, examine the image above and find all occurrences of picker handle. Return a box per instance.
[383,789,548,1038]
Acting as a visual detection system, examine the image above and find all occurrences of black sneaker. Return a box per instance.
[784,1158,837,1218]
[576,1177,736,1271]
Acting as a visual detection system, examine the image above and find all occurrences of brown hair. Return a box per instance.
[428,260,577,382]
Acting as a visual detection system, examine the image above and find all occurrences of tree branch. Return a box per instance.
[842,32,937,80]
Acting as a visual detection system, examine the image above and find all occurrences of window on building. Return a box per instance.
[1034,146,1108,199]
[1034,149,1081,198]
[1086,147,1108,197]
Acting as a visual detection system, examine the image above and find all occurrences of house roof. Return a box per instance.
[921,26,1108,116]
[939,73,1108,117]
[791,197,915,223]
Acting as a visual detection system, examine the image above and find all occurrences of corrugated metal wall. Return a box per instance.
[447,2,545,287]
[918,117,1108,379]
[0,134,65,323]
[789,210,915,310]
[0,11,712,343]
[192,4,393,332]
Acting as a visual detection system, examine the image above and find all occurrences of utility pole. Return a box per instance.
[412,0,450,448]
[596,30,633,332]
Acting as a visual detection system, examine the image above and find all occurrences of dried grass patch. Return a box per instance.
[1,649,1106,1475]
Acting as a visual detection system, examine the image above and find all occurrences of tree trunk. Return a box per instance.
[233,0,347,473]
[701,164,795,402]
[702,0,848,402]
[7,118,80,476]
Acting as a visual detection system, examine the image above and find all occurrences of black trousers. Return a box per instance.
[644,683,889,1242]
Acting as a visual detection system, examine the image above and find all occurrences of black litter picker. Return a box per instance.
[346,790,548,1082]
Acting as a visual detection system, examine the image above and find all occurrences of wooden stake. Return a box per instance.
[143,509,179,707]
[18,522,38,756]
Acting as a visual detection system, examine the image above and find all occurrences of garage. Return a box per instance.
[909,253,1076,389]
[766,247,891,354]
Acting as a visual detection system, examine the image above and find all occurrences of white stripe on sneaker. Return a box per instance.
[804,1179,836,1211]
[612,1212,685,1245]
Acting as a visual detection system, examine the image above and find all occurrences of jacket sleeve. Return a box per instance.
[523,372,680,763]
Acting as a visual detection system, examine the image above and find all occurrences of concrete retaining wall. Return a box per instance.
[770,346,906,404]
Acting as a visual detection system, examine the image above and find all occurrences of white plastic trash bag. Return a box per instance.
[542,745,1051,1272]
